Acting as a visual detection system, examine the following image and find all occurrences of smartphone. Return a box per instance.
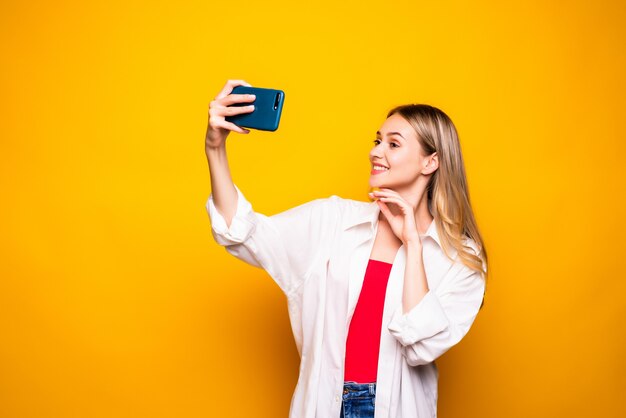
[225,86,285,131]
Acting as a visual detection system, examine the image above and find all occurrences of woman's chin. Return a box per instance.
[369,178,386,188]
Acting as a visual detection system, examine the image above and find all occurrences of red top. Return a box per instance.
[344,258,393,383]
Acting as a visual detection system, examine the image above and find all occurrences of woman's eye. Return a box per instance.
[373,139,399,148]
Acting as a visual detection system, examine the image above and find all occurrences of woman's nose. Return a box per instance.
[370,145,383,159]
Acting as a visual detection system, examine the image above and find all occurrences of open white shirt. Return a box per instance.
[206,184,485,418]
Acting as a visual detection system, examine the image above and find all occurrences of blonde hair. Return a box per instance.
[387,104,488,282]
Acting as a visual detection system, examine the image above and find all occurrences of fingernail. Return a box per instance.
[249,94,256,99]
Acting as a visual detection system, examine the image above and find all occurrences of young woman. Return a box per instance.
[205,79,488,418]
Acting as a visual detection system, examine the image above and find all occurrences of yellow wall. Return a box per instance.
[1,0,625,416]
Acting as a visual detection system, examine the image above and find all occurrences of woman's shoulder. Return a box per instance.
[323,194,378,229]
[230,184,372,226]
[298,194,374,223]
[461,235,481,256]
[302,193,370,208]
[326,194,371,207]
[322,194,374,212]
[261,191,376,235]
[460,235,487,276]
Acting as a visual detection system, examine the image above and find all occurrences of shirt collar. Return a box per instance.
[341,200,442,247]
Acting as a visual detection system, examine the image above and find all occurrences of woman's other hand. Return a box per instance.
[370,189,421,245]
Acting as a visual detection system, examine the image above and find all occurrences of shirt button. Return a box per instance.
[335,395,340,402]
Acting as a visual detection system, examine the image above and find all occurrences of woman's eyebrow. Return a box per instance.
[376,131,405,140]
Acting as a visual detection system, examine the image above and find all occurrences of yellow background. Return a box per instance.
[1,0,625,416]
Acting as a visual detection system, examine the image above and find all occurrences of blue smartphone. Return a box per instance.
[225,86,285,131]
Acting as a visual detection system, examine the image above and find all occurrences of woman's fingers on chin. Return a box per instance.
[378,189,401,197]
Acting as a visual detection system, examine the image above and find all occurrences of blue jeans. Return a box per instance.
[340,381,376,418]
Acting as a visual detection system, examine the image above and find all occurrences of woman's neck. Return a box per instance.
[415,192,433,234]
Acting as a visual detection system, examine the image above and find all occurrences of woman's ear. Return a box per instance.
[423,152,439,174]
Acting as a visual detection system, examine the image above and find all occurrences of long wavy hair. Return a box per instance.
[387,104,488,281]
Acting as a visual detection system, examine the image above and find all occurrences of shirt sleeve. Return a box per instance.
[205,184,337,297]
[386,242,486,366]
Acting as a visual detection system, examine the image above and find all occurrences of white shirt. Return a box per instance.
[206,184,485,418]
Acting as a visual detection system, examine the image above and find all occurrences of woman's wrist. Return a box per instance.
[404,238,423,252]
[205,143,226,160]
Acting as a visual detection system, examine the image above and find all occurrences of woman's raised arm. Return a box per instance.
[205,79,256,227]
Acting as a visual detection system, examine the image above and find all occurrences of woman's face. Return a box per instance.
[369,113,430,190]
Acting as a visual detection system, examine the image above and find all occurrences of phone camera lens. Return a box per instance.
[274,93,281,110]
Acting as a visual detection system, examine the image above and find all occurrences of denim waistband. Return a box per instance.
[343,381,376,396]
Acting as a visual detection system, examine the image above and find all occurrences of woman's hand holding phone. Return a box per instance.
[205,79,256,151]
